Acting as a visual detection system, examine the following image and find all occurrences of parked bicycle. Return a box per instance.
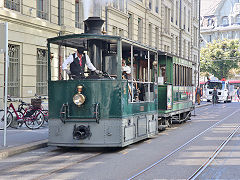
[0,96,44,130]
[34,94,48,123]
[0,109,12,130]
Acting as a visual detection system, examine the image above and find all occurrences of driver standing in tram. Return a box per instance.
[62,47,101,79]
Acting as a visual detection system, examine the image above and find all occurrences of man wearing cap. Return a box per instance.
[62,47,101,78]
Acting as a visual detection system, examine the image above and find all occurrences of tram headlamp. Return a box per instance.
[73,85,86,106]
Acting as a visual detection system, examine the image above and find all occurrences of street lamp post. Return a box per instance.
[0,22,9,147]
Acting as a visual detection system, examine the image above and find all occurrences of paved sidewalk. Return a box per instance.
[0,109,48,160]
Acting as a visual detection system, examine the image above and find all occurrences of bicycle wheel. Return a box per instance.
[24,110,44,129]
[0,111,13,130]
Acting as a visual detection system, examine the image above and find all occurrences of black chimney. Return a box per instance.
[84,17,104,34]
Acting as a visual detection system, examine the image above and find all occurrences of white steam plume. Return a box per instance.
[83,0,114,20]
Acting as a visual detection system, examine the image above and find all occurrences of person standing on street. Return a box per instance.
[195,86,202,105]
[237,87,240,102]
[212,87,218,105]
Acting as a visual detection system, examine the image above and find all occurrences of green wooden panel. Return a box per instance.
[158,85,167,110]
[122,82,158,116]
[49,80,122,119]
[49,80,158,120]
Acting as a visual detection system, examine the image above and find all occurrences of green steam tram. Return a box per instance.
[47,17,194,147]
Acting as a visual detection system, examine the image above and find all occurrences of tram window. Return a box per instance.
[104,55,117,77]
[159,65,166,83]
[123,48,155,103]
[176,65,178,86]
[188,68,191,86]
[173,64,175,86]
[182,66,185,86]
[179,65,181,86]
[184,67,187,86]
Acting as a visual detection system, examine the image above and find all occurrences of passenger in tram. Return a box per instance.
[122,58,140,101]
[62,47,102,79]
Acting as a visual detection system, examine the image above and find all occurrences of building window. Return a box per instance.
[236,14,240,24]
[188,42,191,59]
[37,49,48,95]
[176,0,179,25]
[4,0,20,11]
[7,44,20,97]
[155,27,159,49]
[222,16,229,26]
[207,18,213,26]
[183,40,186,58]
[75,0,84,29]
[37,0,49,20]
[58,0,64,25]
[193,26,198,47]
[138,18,143,43]
[113,0,124,12]
[188,10,190,32]
[113,26,117,35]
[164,6,170,34]
[183,6,186,30]
[208,35,212,42]
[149,23,152,46]
[176,36,178,55]
[194,0,198,18]
[171,3,174,23]
[128,13,133,39]
[155,0,159,13]
[119,28,124,36]
[149,0,152,10]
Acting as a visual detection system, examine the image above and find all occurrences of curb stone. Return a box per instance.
[0,139,48,160]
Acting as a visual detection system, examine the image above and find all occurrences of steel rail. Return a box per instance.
[0,148,68,175]
[188,124,240,180]
[34,152,102,180]
[128,109,240,180]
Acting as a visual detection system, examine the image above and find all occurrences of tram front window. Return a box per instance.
[206,82,222,89]
[48,36,119,81]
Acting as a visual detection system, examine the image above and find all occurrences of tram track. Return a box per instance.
[0,147,103,180]
[128,109,240,180]
[188,124,240,180]
[33,152,102,180]
[0,147,68,176]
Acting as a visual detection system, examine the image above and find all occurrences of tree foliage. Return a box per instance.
[200,39,240,79]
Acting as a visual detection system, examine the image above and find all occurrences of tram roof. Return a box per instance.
[47,33,158,52]
[121,38,157,52]
[47,34,121,48]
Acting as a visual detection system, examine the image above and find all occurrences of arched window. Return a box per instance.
[222,16,229,26]
[208,18,212,26]
[236,14,240,24]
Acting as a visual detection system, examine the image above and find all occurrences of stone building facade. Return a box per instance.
[201,0,240,47]
[0,0,200,107]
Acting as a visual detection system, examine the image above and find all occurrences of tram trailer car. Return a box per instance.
[47,17,159,147]
[157,54,194,125]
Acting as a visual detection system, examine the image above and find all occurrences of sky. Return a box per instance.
[201,0,223,16]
